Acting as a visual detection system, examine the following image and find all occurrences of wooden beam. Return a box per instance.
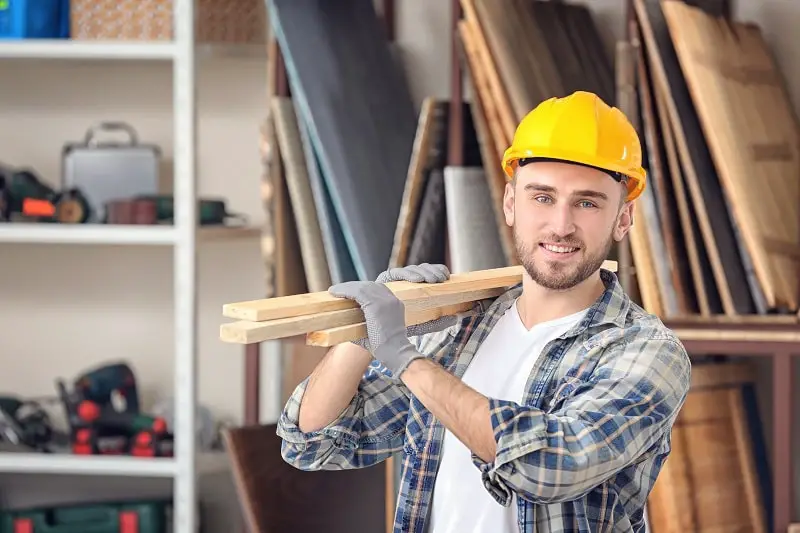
[307,301,477,347]
[222,260,618,322]
[220,261,619,345]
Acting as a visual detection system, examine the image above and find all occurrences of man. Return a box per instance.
[277,91,691,532]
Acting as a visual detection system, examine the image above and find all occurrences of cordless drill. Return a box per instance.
[57,362,173,456]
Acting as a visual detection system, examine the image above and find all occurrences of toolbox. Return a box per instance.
[0,500,170,533]
[0,0,69,39]
[62,122,161,223]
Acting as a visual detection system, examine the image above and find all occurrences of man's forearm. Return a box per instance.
[297,342,373,433]
[400,357,496,463]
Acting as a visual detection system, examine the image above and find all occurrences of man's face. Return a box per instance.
[503,161,634,291]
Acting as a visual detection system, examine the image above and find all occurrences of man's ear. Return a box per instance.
[503,180,515,227]
[613,201,634,242]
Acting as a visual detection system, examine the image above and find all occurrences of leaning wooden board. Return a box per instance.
[632,0,756,316]
[272,97,332,293]
[661,0,799,312]
[267,0,418,282]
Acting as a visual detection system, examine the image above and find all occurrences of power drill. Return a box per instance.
[57,362,173,457]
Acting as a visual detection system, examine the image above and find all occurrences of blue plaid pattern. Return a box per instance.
[277,269,691,532]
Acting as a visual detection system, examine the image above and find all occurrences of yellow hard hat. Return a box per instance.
[501,91,646,201]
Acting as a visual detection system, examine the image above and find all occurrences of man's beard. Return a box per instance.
[513,226,613,291]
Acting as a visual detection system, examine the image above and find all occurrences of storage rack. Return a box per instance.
[0,1,237,531]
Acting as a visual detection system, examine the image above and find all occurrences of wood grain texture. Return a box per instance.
[649,46,718,316]
[223,261,617,322]
[633,0,756,316]
[272,96,332,292]
[224,423,385,533]
[633,20,695,315]
[616,40,663,315]
[295,97,358,285]
[306,300,480,347]
[458,38,516,265]
[662,0,798,312]
[268,0,417,282]
[389,98,442,269]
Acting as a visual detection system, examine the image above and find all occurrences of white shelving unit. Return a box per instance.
[0,1,232,531]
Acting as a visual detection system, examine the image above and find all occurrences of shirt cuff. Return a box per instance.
[470,398,548,505]
[276,377,363,451]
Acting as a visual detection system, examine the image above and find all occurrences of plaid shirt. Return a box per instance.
[277,269,691,532]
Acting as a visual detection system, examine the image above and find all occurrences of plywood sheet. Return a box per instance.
[224,423,385,533]
[661,0,798,312]
[444,166,507,274]
[272,97,332,293]
[268,0,417,281]
[390,98,447,269]
[632,0,756,316]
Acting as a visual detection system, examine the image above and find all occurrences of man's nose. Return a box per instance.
[549,204,577,237]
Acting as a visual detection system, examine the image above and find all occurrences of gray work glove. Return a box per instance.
[329,263,456,376]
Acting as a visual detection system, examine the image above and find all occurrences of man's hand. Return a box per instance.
[328,263,453,376]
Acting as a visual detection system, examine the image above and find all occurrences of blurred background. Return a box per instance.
[0,0,798,532]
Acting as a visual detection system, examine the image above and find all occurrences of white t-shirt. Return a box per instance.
[429,299,587,533]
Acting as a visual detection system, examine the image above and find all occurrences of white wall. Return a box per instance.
[1,2,798,502]
[0,55,271,428]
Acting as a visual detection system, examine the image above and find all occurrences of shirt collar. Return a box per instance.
[485,268,630,335]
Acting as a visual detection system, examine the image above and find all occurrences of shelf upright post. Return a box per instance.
[172,0,198,532]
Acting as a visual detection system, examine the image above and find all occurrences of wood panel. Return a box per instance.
[661,0,799,312]
[224,423,385,533]
[633,0,757,316]
[268,0,418,281]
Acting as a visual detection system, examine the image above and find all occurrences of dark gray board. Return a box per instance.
[268,0,418,281]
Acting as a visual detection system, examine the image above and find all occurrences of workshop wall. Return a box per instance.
[0,56,275,429]
[0,0,798,505]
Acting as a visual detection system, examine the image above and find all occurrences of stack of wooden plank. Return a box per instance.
[628,0,800,318]
[221,260,616,346]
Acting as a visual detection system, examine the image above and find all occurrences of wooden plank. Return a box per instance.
[272,97,332,292]
[221,287,506,344]
[661,0,798,312]
[306,301,478,347]
[633,20,696,315]
[649,48,719,316]
[459,0,516,142]
[458,20,508,159]
[268,0,418,281]
[616,40,663,315]
[389,98,442,269]
[458,35,516,265]
[295,98,358,284]
[223,260,617,322]
[633,0,756,316]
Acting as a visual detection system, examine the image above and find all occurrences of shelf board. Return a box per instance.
[199,225,261,241]
[0,39,177,60]
[0,453,176,477]
[0,40,266,61]
[0,223,261,245]
[0,223,177,245]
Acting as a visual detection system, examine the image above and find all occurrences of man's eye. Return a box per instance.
[578,200,597,208]
[534,195,552,203]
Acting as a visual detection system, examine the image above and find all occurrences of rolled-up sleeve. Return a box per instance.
[470,334,691,505]
[277,358,412,471]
